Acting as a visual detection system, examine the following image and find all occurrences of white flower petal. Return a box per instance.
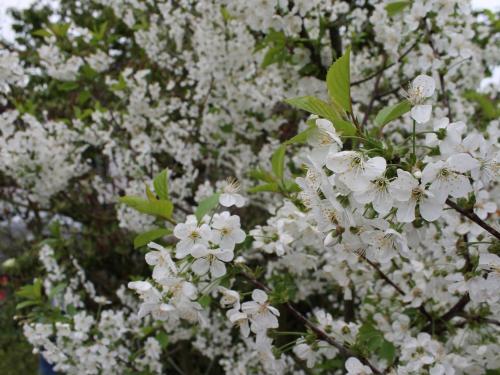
[413,74,435,97]
[252,289,268,304]
[420,197,443,221]
[210,259,227,278]
[411,104,432,124]
[191,258,210,275]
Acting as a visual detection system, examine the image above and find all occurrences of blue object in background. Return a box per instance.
[39,356,56,375]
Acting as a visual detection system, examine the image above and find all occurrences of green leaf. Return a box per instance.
[58,82,79,91]
[119,196,173,219]
[249,168,276,183]
[248,183,280,193]
[32,29,52,38]
[379,340,396,363]
[195,193,220,221]
[156,331,169,348]
[261,46,286,68]
[284,96,356,136]
[385,1,411,17]
[145,184,156,202]
[134,228,171,249]
[356,322,396,365]
[16,300,41,310]
[48,282,67,299]
[271,145,286,180]
[16,279,42,300]
[220,6,232,22]
[153,169,169,200]
[326,46,351,112]
[284,127,315,145]
[198,295,212,308]
[374,100,411,127]
[463,90,499,120]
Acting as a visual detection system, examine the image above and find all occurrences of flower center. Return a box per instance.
[438,168,450,179]
[411,187,424,201]
[223,177,240,193]
[189,231,200,240]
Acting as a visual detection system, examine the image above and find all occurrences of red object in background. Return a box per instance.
[0,289,6,302]
[0,274,8,286]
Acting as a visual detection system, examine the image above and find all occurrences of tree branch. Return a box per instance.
[358,253,433,322]
[352,39,419,86]
[446,199,500,240]
[240,271,382,374]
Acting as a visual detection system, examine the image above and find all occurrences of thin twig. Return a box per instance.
[352,39,420,86]
[358,253,433,322]
[446,199,500,240]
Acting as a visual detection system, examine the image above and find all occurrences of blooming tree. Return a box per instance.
[1,0,499,374]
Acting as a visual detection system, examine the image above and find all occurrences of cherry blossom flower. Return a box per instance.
[390,169,443,222]
[145,242,178,280]
[227,307,250,337]
[173,215,212,259]
[219,287,240,308]
[211,211,246,250]
[241,289,280,332]
[190,244,234,278]
[308,118,343,166]
[353,175,393,215]
[421,153,479,202]
[326,151,386,192]
[404,74,435,124]
[219,177,246,208]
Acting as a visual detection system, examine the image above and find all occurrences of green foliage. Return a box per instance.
[248,182,280,193]
[258,29,290,68]
[326,46,351,112]
[385,1,411,17]
[198,294,212,308]
[155,331,169,349]
[153,169,169,200]
[284,126,315,145]
[271,145,286,180]
[355,322,396,365]
[134,228,171,249]
[374,100,412,127]
[16,281,41,300]
[463,90,499,120]
[119,196,173,219]
[284,96,356,136]
[195,193,220,221]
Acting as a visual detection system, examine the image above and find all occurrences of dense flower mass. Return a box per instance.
[0,0,499,374]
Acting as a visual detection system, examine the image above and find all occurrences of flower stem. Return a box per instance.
[412,120,416,161]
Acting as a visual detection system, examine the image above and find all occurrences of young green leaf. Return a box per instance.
[248,182,280,193]
[385,1,411,17]
[198,294,212,308]
[284,96,356,136]
[145,184,156,202]
[134,228,172,248]
[119,196,173,219]
[249,168,276,183]
[284,126,315,145]
[195,193,220,221]
[156,331,169,349]
[374,100,411,127]
[16,300,42,310]
[153,169,169,200]
[271,145,286,180]
[326,46,351,112]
